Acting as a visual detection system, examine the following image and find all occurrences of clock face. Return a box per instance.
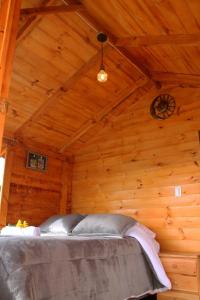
[150,94,176,120]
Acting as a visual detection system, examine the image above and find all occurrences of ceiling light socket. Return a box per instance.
[97,32,108,43]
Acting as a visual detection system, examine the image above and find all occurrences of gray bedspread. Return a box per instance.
[0,236,163,300]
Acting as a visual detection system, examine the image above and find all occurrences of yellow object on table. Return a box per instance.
[23,221,28,228]
[16,219,29,228]
[16,219,23,227]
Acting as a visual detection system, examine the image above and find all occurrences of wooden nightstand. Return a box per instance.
[158,252,200,300]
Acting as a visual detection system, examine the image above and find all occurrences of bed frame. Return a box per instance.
[141,295,157,299]
[131,294,157,299]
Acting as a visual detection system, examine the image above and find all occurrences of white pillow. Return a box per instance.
[72,214,137,236]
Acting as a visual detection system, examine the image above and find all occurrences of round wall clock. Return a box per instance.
[150,94,176,120]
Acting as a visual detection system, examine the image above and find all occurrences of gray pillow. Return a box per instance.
[71,214,137,236]
[40,214,85,234]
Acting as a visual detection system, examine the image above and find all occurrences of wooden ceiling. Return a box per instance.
[4,0,200,153]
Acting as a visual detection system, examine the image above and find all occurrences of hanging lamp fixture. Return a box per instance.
[97,32,108,83]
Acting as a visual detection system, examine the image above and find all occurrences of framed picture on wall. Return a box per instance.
[26,151,48,172]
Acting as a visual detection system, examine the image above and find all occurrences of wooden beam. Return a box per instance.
[111,80,158,117]
[15,45,112,138]
[67,80,158,152]
[1,1,22,97]
[114,47,151,78]
[0,105,6,153]
[0,0,21,153]
[20,4,84,17]
[0,0,13,96]
[151,72,200,87]
[0,0,21,98]
[17,0,53,44]
[0,147,13,227]
[17,1,83,43]
[0,101,8,152]
[68,3,151,78]
[115,33,200,48]
[17,15,40,43]
[60,78,150,152]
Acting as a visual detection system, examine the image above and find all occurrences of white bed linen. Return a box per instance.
[1,226,40,236]
[125,223,171,290]
[135,223,156,239]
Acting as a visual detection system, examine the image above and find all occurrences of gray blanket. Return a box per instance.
[0,236,163,300]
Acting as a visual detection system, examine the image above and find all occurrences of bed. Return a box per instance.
[0,214,171,300]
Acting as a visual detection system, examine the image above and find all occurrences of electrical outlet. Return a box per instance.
[175,186,182,197]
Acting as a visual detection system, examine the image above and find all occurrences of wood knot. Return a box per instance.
[31,79,39,86]
[60,86,67,92]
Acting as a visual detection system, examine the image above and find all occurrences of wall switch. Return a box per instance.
[175,186,182,197]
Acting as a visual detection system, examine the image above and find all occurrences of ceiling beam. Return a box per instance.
[15,45,112,138]
[115,33,200,48]
[68,80,158,152]
[17,15,41,43]
[20,4,84,17]
[68,3,151,78]
[17,0,54,44]
[151,72,200,87]
[59,78,150,152]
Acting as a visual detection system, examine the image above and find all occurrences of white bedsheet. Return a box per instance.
[1,226,40,236]
[126,223,171,290]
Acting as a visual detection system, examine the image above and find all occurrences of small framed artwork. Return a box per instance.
[26,151,48,172]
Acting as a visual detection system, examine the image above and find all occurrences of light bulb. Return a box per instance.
[97,69,108,82]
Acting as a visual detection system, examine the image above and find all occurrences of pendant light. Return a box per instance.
[97,33,108,83]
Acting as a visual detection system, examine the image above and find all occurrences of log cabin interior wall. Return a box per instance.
[0,0,200,253]
[71,85,200,253]
[4,142,72,227]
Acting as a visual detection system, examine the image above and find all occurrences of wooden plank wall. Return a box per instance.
[72,85,200,252]
[0,0,21,152]
[4,142,71,226]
